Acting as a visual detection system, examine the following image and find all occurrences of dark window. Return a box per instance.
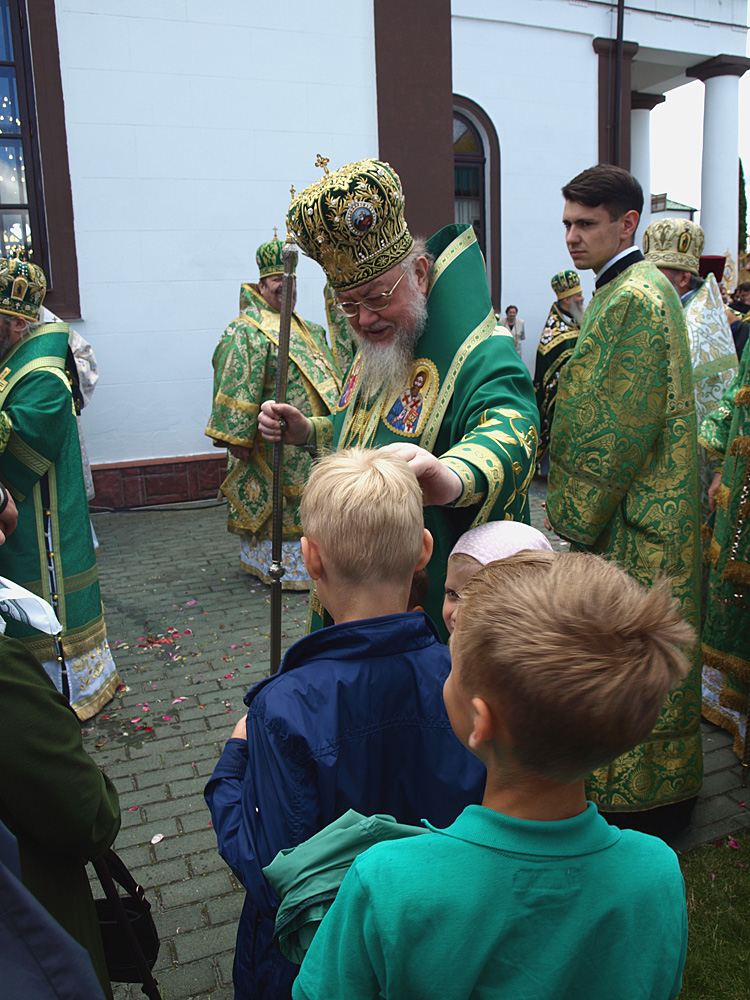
[453,111,485,257]
[0,0,47,266]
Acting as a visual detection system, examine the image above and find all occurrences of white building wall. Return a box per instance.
[55,0,378,464]
[452,15,599,369]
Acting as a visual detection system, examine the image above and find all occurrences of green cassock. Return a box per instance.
[206,284,343,586]
[307,224,539,632]
[0,633,120,998]
[698,340,750,758]
[0,324,119,719]
[548,258,702,812]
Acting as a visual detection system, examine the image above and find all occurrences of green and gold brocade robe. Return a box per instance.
[307,224,539,633]
[548,260,702,812]
[532,302,580,464]
[206,284,342,548]
[0,325,119,719]
[699,341,750,756]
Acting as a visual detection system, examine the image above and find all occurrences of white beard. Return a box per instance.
[563,299,585,325]
[351,289,428,403]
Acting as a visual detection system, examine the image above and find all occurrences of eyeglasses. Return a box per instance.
[335,270,406,318]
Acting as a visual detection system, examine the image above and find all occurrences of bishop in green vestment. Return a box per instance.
[259,160,538,633]
[533,268,584,467]
[206,236,344,588]
[0,255,120,720]
[548,166,702,827]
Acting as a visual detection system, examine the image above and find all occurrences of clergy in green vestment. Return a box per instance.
[258,159,539,634]
[532,268,584,469]
[206,235,344,588]
[548,165,702,835]
[0,254,120,720]
[699,339,750,761]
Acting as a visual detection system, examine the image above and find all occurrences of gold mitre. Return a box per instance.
[550,269,581,300]
[642,218,704,276]
[0,250,46,321]
[256,230,296,279]
[286,158,413,291]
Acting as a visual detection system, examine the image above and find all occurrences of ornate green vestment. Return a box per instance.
[548,260,702,811]
[699,341,750,757]
[532,301,580,464]
[307,224,539,631]
[0,324,118,719]
[206,284,342,557]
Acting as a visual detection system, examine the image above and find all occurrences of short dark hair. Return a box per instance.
[562,164,644,221]
[505,304,517,312]
[737,280,750,293]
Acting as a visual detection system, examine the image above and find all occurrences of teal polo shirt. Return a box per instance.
[293,803,687,1000]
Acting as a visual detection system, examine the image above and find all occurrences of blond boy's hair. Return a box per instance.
[454,551,694,783]
[300,448,424,584]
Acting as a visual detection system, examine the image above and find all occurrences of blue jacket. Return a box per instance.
[205,611,485,1000]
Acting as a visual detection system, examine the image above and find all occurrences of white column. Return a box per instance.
[699,73,741,261]
[630,107,652,243]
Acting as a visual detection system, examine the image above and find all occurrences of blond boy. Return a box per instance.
[294,551,690,1000]
[206,448,485,1000]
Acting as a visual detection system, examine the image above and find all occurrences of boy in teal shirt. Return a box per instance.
[294,550,690,1000]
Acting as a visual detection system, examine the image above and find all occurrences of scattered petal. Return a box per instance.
[150,834,164,845]
[739,801,746,808]
[162,715,172,721]
[728,838,740,850]
[131,718,141,723]
[736,862,749,868]
[187,600,197,606]
[711,872,716,880]
[128,806,139,812]
[172,697,186,704]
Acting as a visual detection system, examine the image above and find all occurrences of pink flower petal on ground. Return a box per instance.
[736,862,748,868]
[739,801,746,807]
[128,806,139,811]
[162,715,172,721]
[711,872,716,880]
[728,838,740,849]
[130,718,141,723]
[187,600,197,606]
[224,673,234,679]
[184,629,192,634]
[172,697,186,704]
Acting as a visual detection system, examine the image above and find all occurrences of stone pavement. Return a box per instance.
[82,480,750,999]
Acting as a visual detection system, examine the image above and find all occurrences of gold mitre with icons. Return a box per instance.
[642,218,704,276]
[256,230,297,279]
[287,156,413,291]
[550,269,581,300]
[0,249,46,321]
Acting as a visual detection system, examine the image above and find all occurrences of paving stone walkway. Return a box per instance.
[82,481,750,999]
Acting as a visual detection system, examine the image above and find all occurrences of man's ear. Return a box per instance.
[620,209,639,241]
[414,528,433,571]
[300,536,323,580]
[413,256,430,295]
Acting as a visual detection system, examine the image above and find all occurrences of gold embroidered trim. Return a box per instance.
[8,430,50,476]
[439,456,478,507]
[715,483,730,509]
[420,310,497,453]
[729,434,750,458]
[62,565,100,594]
[309,415,334,454]
[428,227,477,292]
[213,392,260,415]
[735,386,750,406]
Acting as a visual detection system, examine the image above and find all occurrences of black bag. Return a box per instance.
[93,849,161,999]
